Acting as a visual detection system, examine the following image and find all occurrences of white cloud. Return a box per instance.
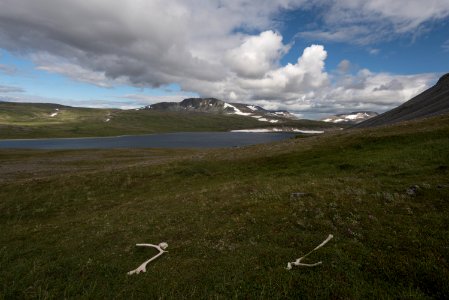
[32,53,122,88]
[0,0,442,117]
[298,71,434,117]
[300,0,449,44]
[225,30,288,78]
[236,44,329,97]
[344,0,449,32]
[327,70,432,107]
[368,48,380,55]
[178,43,329,105]
[0,0,308,87]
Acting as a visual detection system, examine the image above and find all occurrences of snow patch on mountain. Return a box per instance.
[49,108,59,117]
[231,128,324,133]
[223,102,252,116]
[145,98,298,123]
[322,111,378,124]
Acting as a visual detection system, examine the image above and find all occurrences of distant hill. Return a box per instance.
[0,100,335,139]
[322,111,378,124]
[145,98,297,124]
[354,73,449,128]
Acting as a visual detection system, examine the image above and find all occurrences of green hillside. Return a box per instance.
[0,102,334,139]
[0,114,448,298]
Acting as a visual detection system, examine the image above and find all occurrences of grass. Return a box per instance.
[0,102,336,139]
[0,114,448,298]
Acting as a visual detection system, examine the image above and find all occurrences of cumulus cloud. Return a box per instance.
[174,43,330,107]
[259,70,435,118]
[327,71,432,106]
[225,30,289,78]
[0,0,442,117]
[0,0,306,87]
[236,44,329,98]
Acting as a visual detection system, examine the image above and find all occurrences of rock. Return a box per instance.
[406,185,420,196]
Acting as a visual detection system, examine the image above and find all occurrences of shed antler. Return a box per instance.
[287,234,333,269]
[127,242,168,275]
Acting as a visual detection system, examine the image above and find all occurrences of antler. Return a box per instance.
[127,242,168,275]
[286,234,333,269]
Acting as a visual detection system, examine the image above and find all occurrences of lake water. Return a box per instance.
[0,132,296,149]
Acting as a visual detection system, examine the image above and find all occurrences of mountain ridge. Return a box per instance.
[355,73,449,128]
[144,98,298,123]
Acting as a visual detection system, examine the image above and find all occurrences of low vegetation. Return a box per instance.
[0,102,335,139]
[0,115,448,298]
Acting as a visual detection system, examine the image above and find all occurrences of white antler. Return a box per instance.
[286,234,333,270]
[127,242,168,275]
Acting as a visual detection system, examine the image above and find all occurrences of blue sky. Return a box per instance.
[279,7,449,75]
[0,0,448,118]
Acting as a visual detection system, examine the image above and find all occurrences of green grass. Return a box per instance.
[0,102,335,139]
[0,115,448,298]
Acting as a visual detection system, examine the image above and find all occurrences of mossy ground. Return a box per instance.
[0,115,448,299]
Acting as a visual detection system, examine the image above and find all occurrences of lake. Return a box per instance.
[0,132,296,149]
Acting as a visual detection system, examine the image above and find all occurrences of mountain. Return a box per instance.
[322,111,378,124]
[354,73,449,128]
[145,98,297,123]
[0,100,336,139]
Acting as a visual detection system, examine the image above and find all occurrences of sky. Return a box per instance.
[0,0,448,119]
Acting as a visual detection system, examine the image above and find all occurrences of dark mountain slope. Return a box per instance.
[145,97,298,119]
[355,73,449,128]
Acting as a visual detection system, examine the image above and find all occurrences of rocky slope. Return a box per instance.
[145,98,297,124]
[322,111,378,124]
[354,73,449,128]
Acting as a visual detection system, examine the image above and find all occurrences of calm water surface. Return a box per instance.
[0,132,295,149]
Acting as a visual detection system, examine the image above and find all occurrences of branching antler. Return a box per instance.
[127,242,168,275]
[286,234,333,269]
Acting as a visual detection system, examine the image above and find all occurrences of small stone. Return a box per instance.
[406,185,420,196]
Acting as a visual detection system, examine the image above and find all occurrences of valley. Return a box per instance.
[1,114,448,298]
